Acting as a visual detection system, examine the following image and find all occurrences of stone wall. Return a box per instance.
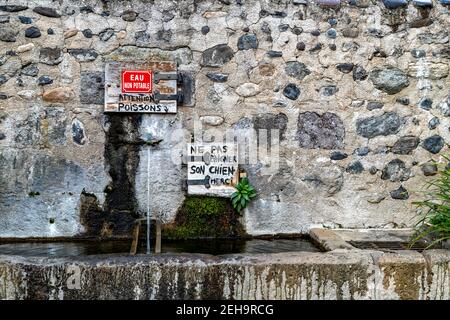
[1,249,449,299]
[0,0,449,238]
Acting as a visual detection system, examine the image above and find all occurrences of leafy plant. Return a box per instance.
[231,177,257,213]
[410,155,450,249]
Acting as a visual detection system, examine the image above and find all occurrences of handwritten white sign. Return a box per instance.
[187,143,238,197]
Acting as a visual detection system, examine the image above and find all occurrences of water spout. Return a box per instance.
[147,146,151,254]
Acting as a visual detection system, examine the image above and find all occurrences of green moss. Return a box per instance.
[184,196,227,217]
[162,196,245,239]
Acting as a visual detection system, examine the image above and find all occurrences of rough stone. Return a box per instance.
[40,47,63,65]
[206,73,228,82]
[428,117,439,130]
[419,97,433,111]
[38,75,53,86]
[201,26,210,35]
[381,159,411,182]
[64,28,78,39]
[25,26,41,38]
[346,161,364,174]
[356,112,403,139]
[99,29,114,41]
[396,97,410,105]
[80,72,104,105]
[278,24,290,32]
[156,30,172,43]
[236,83,260,97]
[390,185,409,200]
[411,48,426,58]
[252,113,288,141]
[408,62,449,80]
[353,65,368,81]
[309,43,322,53]
[296,42,306,51]
[285,61,311,80]
[0,5,28,12]
[421,135,445,154]
[320,85,338,96]
[121,10,138,21]
[0,26,18,42]
[367,194,386,204]
[0,74,6,85]
[43,87,75,103]
[370,66,410,94]
[0,15,9,23]
[283,83,300,100]
[272,101,286,108]
[201,44,234,67]
[20,64,39,77]
[237,34,258,50]
[17,43,35,53]
[326,28,337,39]
[71,118,86,145]
[200,116,224,126]
[330,151,348,160]
[311,29,320,37]
[267,50,282,58]
[369,166,378,175]
[302,165,344,196]
[17,90,38,100]
[367,101,384,111]
[292,26,303,35]
[33,7,61,18]
[391,136,420,155]
[355,147,370,156]
[134,31,150,45]
[342,27,360,38]
[297,112,345,149]
[439,100,450,117]
[336,63,354,74]
[82,29,93,38]
[68,49,98,62]
[421,163,438,176]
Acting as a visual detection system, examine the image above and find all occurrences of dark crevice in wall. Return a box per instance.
[79,114,142,238]
[104,114,141,214]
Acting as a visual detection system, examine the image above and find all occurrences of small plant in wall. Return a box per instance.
[410,155,450,249]
[231,177,257,213]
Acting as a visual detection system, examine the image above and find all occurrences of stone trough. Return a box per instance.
[0,228,449,300]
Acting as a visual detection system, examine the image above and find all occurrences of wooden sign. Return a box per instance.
[187,143,239,197]
[104,61,177,113]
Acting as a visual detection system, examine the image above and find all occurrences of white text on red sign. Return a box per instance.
[121,70,153,93]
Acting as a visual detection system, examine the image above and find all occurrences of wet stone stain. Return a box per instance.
[79,115,143,238]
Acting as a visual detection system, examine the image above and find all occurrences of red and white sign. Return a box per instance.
[121,70,153,93]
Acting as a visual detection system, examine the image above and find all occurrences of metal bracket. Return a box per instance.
[186,175,211,189]
[152,71,190,106]
[153,72,178,83]
[154,93,184,104]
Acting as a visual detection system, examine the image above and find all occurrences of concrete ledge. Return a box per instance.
[1,249,449,300]
[309,228,356,251]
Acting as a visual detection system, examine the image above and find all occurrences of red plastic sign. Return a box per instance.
[121,70,153,93]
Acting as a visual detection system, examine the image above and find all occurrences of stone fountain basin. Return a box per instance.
[0,229,449,300]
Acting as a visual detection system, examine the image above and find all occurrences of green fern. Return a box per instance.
[410,154,450,249]
[231,177,257,213]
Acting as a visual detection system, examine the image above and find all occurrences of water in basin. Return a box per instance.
[0,238,319,257]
